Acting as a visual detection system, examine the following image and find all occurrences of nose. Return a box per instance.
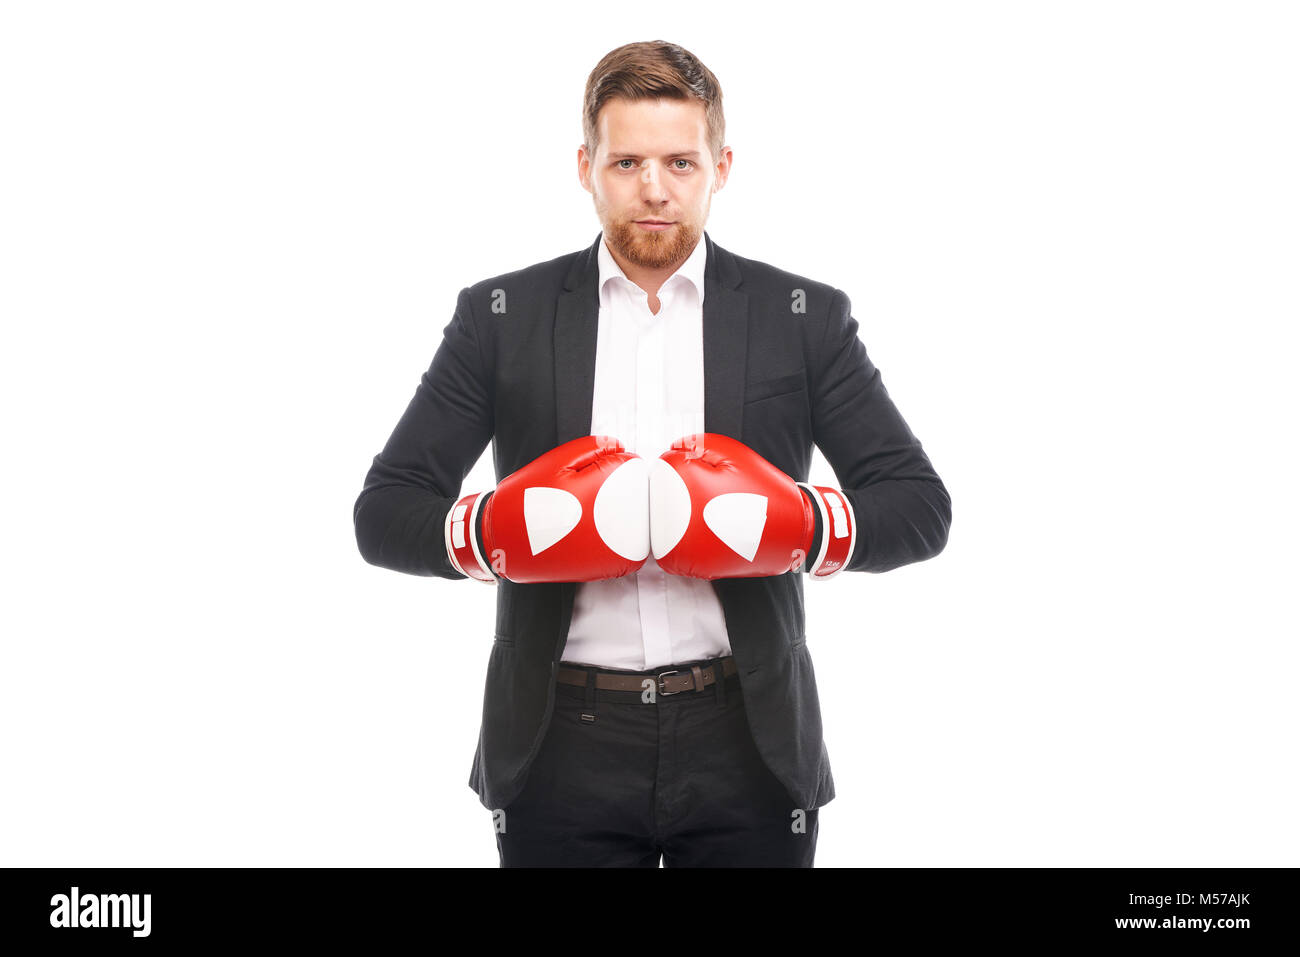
[639,160,669,202]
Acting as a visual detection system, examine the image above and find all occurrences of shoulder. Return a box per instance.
[729,246,839,303]
[459,246,581,319]
[718,241,850,340]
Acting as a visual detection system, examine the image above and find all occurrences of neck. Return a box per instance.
[605,234,699,300]
[609,250,679,300]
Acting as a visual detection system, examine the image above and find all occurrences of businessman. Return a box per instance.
[353,40,951,867]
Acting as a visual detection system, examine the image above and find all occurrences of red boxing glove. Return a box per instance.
[649,433,855,580]
[445,435,650,584]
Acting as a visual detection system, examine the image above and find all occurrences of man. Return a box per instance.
[353,40,951,867]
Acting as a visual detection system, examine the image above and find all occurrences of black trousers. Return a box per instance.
[493,655,819,867]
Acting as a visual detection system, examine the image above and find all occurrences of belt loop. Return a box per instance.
[583,666,598,716]
[713,656,728,708]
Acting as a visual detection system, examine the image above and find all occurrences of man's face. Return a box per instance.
[579,97,730,271]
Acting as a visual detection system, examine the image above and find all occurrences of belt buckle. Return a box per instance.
[656,669,684,696]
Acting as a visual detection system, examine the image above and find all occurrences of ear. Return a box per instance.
[712,145,733,192]
[577,144,592,192]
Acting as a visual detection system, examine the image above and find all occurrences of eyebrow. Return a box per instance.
[607,151,703,160]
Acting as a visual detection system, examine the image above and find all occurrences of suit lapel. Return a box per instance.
[553,234,601,444]
[701,230,748,440]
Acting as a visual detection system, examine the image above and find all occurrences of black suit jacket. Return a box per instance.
[354,230,951,812]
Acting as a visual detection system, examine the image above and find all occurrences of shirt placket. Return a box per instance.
[633,281,675,670]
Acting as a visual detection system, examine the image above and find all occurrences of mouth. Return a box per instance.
[634,219,675,231]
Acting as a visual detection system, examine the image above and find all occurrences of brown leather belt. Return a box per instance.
[556,656,737,697]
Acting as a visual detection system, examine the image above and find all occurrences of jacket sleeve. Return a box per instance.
[810,288,951,573]
[353,287,494,579]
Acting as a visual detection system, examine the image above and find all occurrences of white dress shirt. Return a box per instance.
[559,232,733,671]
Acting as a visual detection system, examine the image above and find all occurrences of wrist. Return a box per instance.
[795,483,855,580]
[445,489,497,584]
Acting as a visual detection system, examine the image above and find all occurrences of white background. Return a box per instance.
[2,0,1296,867]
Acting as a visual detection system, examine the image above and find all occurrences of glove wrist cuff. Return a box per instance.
[445,490,498,585]
[795,483,855,580]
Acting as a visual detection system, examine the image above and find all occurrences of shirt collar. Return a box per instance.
[597,229,707,308]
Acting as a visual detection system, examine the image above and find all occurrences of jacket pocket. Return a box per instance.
[743,371,806,404]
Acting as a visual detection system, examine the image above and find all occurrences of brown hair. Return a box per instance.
[583,41,725,164]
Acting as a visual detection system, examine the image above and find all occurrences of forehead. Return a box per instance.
[595,97,709,155]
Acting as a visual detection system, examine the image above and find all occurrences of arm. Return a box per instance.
[809,288,951,573]
[353,287,494,579]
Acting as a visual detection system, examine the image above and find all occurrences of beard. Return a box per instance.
[601,214,704,270]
